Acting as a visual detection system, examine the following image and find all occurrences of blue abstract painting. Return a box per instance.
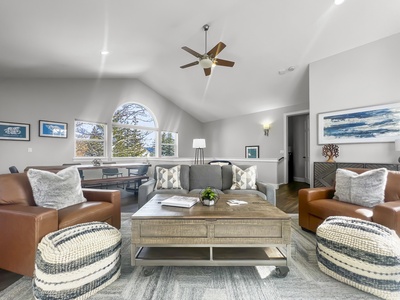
[318,103,400,144]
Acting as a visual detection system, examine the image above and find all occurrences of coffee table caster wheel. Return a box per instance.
[274,266,289,278]
[143,267,156,276]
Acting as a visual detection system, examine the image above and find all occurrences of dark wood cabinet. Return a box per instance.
[314,162,400,187]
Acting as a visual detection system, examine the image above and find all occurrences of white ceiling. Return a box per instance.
[1,0,400,122]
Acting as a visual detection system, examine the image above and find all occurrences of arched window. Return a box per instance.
[112,103,158,157]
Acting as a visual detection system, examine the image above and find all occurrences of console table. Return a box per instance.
[314,162,400,187]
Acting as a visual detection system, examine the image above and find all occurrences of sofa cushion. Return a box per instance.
[27,167,87,210]
[230,165,257,190]
[222,165,255,190]
[189,165,222,190]
[333,168,387,208]
[223,189,267,200]
[153,165,190,190]
[155,165,183,190]
[0,173,35,206]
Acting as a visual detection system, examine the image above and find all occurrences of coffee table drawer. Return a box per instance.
[214,224,282,238]
[141,224,208,238]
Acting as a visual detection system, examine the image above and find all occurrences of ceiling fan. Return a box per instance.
[180,24,235,76]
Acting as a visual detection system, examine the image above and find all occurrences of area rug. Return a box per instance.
[0,214,379,300]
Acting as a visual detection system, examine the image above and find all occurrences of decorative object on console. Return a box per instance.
[0,121,30,141]
[92,158,102,166]
[395,139,400,163]
[263,124,270,136]
[200,187,219,206]
[27,166,87,210]
[245,145,259,158]
[193,138,206,164]
[318,102,400,144]
[38,120,67,138]
[322,144,339,162]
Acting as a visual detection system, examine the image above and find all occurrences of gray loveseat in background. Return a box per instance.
[138,164,277,208]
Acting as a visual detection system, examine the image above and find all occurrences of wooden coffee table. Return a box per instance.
[131,194,291,277]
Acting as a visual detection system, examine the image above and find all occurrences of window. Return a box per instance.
[161,131,178,157]
[74,120,106,158]
[112,103,157,157]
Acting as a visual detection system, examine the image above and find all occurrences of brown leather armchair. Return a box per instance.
[0,173,121,277]
[299,168,400,236]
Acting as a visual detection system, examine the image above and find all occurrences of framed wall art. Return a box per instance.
[39,120,68,138]
[0,121,30,141]
[245,145,259,158]
[318,102,400,144]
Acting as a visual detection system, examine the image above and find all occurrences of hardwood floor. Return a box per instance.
[0,182,307,292]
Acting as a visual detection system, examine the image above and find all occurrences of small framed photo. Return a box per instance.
[0,121,30,141]
[39,120,68,138]
[245,145,259,158]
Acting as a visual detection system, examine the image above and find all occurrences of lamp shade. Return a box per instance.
[193,139,206,148]
[395,139,400,151]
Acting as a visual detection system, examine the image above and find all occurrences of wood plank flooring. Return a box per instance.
[0,182,307,292]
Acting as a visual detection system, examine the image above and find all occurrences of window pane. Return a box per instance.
[75,140,105,157]
[113,126,156,157]
[113,103,156,128]
[161,132,176,144]
[75,121,105,140]
[161,145,175,156]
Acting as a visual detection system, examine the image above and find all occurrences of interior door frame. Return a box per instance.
[283,109,309,184]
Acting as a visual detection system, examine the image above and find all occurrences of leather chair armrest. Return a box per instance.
[256,181,278,206]
[138,179,156,208]
[0,205,58,277]
[373,201,400,235]
[82,188,121,229]
[298,187,335,203]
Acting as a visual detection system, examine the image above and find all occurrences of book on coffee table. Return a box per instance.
[160,195,199,208]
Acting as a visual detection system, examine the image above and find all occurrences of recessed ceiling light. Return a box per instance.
[101,50,109,55]
[335,0,345,5]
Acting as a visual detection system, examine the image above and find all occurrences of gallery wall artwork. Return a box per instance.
[39,120,68,138]
[245,145,259,158]
[0,121,30,141]
[318,102,400,144]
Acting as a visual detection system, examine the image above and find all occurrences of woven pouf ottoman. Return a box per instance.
[33,222,122,300]
[316,216,400,300]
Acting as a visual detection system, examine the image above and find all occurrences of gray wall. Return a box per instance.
[0,78,203,174]
[203,103,309,159]
[309,33,400,185]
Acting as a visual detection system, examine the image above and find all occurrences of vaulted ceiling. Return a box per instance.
[1,0,400,122]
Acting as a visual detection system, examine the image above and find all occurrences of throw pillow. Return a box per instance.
[27,166,87,210]
[333,168,388,207]
[155,165,182,190]
[230,165,257,190]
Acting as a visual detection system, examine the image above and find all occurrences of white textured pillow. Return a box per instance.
[333,168,388,207]
[155,165,182,190]
[27,166,86,210]
[230,165,257,190]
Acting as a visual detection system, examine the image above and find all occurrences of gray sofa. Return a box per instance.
[138,164,277,208]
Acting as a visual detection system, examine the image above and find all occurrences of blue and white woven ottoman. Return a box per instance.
[33,222,122,300]
[316,216,400,300]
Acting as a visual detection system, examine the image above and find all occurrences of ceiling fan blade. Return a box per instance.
[182,46,202,58]
[214,58,235,67]
[204,68,211,76]
[180,61,199,69]
[207,42,226,58]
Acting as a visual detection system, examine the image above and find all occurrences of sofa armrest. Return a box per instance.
[0,205,58,276]
[82,188,121,229]
[256,181,277,206]
[138,179,156,208]
[373,201,400,235]
[298,187,335,203]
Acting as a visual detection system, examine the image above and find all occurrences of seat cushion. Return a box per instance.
[223,189,267,200]
[316,216,400,300]
[308,199,373,221]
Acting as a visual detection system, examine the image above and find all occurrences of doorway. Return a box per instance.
[283,110,310,184]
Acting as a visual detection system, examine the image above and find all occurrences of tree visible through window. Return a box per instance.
[74,121,106,157]
[112,103,157,157]
[161,131,178,157]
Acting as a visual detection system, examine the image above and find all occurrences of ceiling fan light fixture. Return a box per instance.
[199,58,213,69]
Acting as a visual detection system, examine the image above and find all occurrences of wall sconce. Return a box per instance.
[193,138,206,164]
[263,124,270,136]
[395,139,400,163]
